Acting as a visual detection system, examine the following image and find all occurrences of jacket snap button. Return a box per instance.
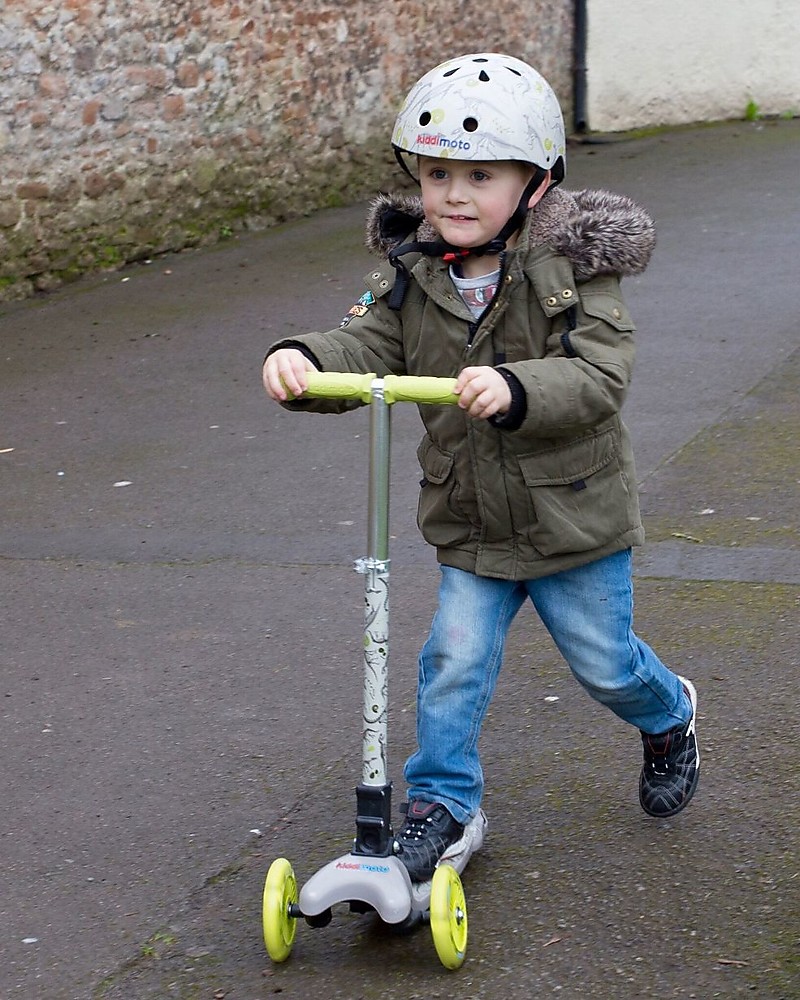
[371,271,381,279]
[379,280,389,288]
[546,295,558,307]
[613,307,621,319]
[561,288,573,299]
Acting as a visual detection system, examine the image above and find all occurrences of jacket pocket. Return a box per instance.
[518,427,636,557]
[416,436,475,547]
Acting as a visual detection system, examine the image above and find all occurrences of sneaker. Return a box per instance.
[639,677,700,818]
[393,801,464,882]
[439,808,488,872]
[408,809,489,907]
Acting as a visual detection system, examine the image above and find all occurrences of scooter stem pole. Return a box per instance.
[367,380,391,563]
[356,380,392,792]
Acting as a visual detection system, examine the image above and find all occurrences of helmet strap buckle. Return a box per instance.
[442,249,472,263]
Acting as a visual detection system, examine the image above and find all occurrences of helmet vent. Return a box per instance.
[506,67,522,76]
[443,67,459,77]
[463,117,479,132]
[419,111,432,126]
[478,70,490,82]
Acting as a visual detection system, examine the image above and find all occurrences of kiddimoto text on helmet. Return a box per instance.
[415,133,472,151]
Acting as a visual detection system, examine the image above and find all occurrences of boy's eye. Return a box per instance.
[431,168,448,180]
[471,170,490,182]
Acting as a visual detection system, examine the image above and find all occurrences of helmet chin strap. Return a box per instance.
[469,166,548,257]
[386,159,548,309]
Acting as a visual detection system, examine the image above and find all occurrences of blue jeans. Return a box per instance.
[403,550,691,823]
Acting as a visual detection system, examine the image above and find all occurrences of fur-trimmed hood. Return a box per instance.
[365,186,656,280]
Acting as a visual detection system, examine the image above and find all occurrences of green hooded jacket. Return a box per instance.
[268,185,657,581]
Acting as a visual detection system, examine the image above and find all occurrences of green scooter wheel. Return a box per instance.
[430,863,468,969]
[262,857,298,962]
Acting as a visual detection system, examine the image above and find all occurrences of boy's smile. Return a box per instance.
[418,156,535,274]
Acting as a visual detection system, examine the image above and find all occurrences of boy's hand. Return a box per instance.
[455,367,511,420]
[262,348,317,401]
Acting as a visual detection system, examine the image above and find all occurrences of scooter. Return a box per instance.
[262,372,487,970]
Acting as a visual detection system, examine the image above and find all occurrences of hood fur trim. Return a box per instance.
[365,187,656,279]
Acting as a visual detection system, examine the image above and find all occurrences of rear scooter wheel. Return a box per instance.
[429,863,468,969]
[262,858,298,962]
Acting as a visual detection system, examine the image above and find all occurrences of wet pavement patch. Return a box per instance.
[639,345,800,580]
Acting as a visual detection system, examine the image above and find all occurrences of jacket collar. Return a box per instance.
[365,187,656,280]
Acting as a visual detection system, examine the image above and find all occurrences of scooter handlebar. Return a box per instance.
[293,371,376,403]
[383,375,459,406]
[292,371,460,406]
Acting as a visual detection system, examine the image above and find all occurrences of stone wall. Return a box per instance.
[0,0,573,301]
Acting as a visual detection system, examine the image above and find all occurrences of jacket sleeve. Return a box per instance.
[266,267,408,412]
[499,271,636,438]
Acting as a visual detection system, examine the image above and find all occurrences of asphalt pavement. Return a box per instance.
[2,120,799,1000]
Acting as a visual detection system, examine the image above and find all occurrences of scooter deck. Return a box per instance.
[298,810,488,922]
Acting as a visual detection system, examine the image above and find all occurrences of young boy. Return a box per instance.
[262,53,699,883]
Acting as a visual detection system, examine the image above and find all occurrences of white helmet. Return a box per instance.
[392,52,566,183]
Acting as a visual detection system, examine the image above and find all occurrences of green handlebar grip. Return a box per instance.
[286,371,460,405]
[383,375,459,405]
[292,371,377,402]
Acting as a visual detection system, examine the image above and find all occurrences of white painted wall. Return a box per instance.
[586,0,800,132]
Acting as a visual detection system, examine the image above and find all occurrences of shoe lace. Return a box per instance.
[398,804,447,842]
[644,728,684,774]
[400,818,429,840]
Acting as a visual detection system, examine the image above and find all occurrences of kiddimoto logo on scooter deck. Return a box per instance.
[335,860,391,874]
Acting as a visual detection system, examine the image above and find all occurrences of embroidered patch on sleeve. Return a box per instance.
[340,290,376,327]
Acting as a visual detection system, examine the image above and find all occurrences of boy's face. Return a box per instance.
[418,156,535,251]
